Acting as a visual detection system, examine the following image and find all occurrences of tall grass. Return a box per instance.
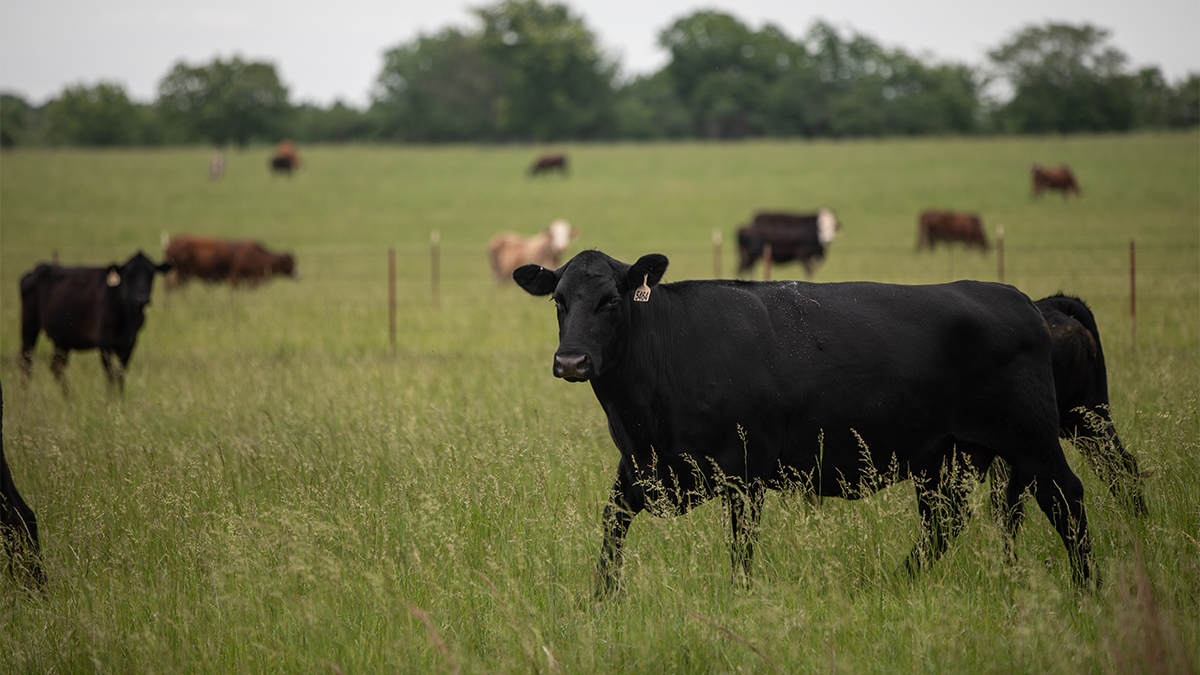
[1,133,1197,673]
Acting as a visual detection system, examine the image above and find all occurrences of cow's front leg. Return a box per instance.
[726,478,765,588]
[596,457,644,599]
[99,350,126,394]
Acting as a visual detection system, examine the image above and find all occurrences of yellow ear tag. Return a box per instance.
[633,274,651,302]
[106,270,121,287]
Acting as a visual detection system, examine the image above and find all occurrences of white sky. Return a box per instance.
[1,0,1197,108]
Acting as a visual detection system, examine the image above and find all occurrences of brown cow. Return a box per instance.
[917,211,988,251]
[162,234,298,291]
[270,139,302,175]
[488,219,578,282]
[1031,164,1081,197]
[529,154,568,176]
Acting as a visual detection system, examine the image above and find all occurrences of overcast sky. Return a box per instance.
[2,0,1197,108]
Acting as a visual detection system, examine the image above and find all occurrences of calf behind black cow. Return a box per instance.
[20,252,171,394]
[1037,294,1144,513]
[1,382,44,588]
[516,250,1093,595]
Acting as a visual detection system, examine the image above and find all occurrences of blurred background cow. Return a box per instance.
[529,153,568,176]
[270,139,302,175]
[1031,163,1081,197]
[162,234,298,292]
[736,208,840,277]
[916,210,989,251]
[488,219,578,282]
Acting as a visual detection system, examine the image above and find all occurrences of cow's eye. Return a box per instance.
[603,296,619,310]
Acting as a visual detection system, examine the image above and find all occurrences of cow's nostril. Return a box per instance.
[554,353,591,381]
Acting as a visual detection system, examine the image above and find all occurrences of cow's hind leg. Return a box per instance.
[725,478,765,588]
[50,347,70,396]
[905,445,991,577]
[19,306,39,383]
[1029,466,1093,586]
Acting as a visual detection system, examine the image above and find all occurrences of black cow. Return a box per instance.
[1,382,44,588]
[737,209,839,276]
[20,251,171,394]
[515,250,1092,595]
[270,155,298,175]
[529,154,568,176]
[1035,294,1143,512]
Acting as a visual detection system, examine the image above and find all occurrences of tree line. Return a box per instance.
[2,1,1197,148]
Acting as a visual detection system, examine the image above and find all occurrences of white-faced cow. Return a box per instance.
[515,250,1093,596]
[19,251,171,394]
[737,208,840,277]
[488,219,578,283]
[1,381,44,588]
[1032,164,1080,198]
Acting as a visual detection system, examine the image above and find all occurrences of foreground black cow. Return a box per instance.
[737,208,839,277]
[1035,294,1144,512]
[1,382,44,588]
[516,250,1092,595]
[20,252,171,394]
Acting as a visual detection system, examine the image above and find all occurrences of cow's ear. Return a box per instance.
[513,264,558,296]
[105,265,121,287]
[625,254,668,292]
[158,262,173,274]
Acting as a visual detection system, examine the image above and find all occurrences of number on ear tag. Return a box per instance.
[633,274,651,302]
[106,270,121,287]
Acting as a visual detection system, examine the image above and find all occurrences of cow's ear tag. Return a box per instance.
[633,274,651,302]
[106,270,121,287]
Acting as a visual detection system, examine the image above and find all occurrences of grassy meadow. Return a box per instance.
[1,133,1197,673]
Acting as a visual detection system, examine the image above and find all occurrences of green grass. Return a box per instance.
[1,133,1197,673]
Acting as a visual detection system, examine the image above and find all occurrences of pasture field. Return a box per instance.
[1,132,1197,673]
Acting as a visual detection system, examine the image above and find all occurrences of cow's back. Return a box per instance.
[21,265,107,349]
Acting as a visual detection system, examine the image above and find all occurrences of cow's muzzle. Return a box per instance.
[553,353,592,381]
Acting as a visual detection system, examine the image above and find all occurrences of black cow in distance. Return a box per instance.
[515,250,1093,596]
[1,382,44,588]
[20,251,171,394]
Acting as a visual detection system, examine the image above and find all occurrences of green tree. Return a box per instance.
[157,57,290,147]
[474,0,617,140]
[614,71,691,139]
[989,23,1134,133]
[372,28,503,141]
[43,82,141,146]
[1,93,33,147]
[292,101,378,143]
[659,12,799,137]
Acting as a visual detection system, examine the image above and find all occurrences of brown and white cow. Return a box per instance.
[488,220,578,283]
[1031,164,1081,198]
[916,210,988,251]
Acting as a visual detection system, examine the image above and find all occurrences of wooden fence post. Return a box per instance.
[762,242,772,281]
[1130,239,1136,350]
[996,225,1004,283]
[712,229,722,278]
[388,247,396,352]
[431,229,441,307]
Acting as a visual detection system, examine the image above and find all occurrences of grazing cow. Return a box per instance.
[270,139,302,175]
[737,208,839,276]
[1034,294,1144,512]
[1,382,45,588]
[529,154,568,176]
[20,252,171,394]
[917,210,988,251]
[162,234,298,290]
[488,219,578,283]
[1032,164,1080,198]
[515,250,1093,596]
[209,151,226,180]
